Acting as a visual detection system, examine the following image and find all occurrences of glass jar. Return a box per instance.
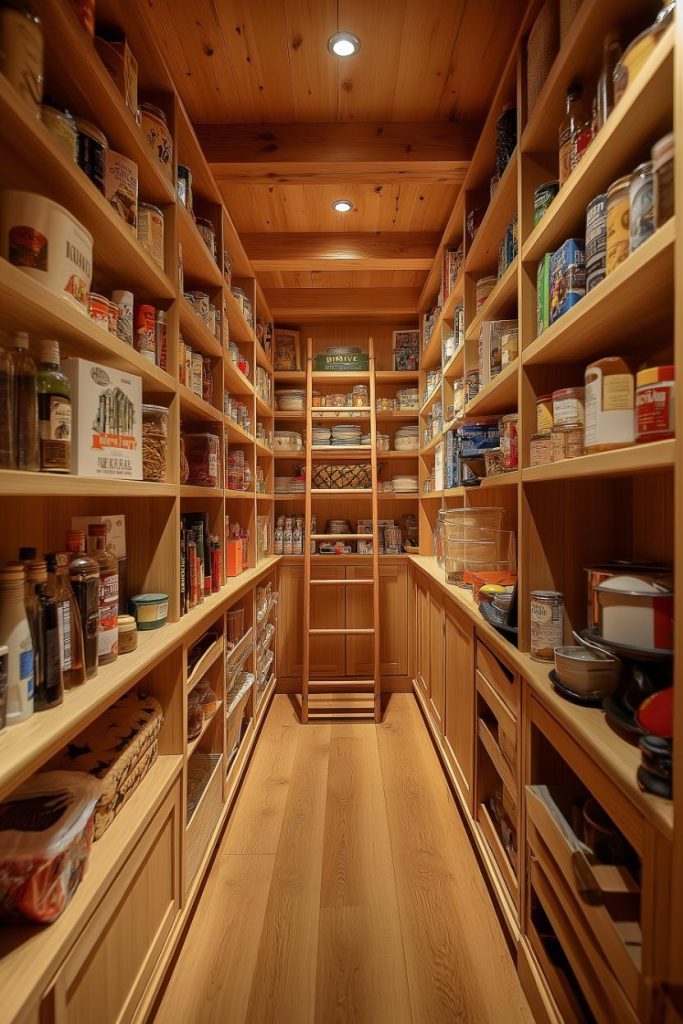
[185,432,219,488]
[142,404,168,482]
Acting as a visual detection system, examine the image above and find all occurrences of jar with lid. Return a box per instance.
[185,432,220,488]
[138,203,165,269]
[41,103,77,160]
[0,1,43,117]
[584,356,634,452]
[176,164,193,210]
[552,387,584,427]
[195,677,218,717]
[117,614,138,654]
[142,404,168,482]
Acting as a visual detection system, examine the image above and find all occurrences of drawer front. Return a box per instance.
[48,779,181,1024]
[476,800,519,907]
[476,638,519,713]
[526,787,640,1009]
[476,670,517,777]
[187,755,224,888]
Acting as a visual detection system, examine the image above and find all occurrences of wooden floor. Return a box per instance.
[154,694,533,1023]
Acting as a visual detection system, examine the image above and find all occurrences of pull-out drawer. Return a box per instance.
[476,670,517,783]
[476,638,519,714]
[526,785,641,1010]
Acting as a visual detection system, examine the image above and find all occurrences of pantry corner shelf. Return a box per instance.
[420,433,443,456]
[224,417,255,444]
[464,148,519,276]
[179,297,223,360]
[465,258,519,343]
[177,204,224,289]
[522,439,675,483]
[178,384,224,424]
[224,359,255,396]
[464,359,518,416]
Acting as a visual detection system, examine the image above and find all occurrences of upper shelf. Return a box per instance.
[465,149,518,276]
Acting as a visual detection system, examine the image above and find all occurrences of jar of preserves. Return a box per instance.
[185,432,219,488]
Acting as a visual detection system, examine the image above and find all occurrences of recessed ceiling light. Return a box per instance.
[332,199,353,213]
[327,31,360,57]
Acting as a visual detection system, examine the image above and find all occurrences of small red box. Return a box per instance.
[225,540,243,577]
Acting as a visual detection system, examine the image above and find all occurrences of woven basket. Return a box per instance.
[527,0,559,118]
[312,464,372,489]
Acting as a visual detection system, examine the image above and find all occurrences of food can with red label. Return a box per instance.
[134,304,156,363]
[636,365,675,442]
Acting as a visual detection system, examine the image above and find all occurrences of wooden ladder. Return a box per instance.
[301,336,381,723]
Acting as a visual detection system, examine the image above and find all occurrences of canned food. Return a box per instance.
[475,275,497,310]
[138,102,173,181]
[585,356,635,452]
[89,292,109,327]
[112,289,134,346]
[138,202,164,269]
[75,117,108,195]
[106,299,119,335]
[629,161,654,254]
[585,193,607,293]
[652,132,674,228]
[499,413,518,470]
[536,395,553,434]
[552,386,584,426]
[530,432,552,467]
[134,304,156,363]
[551,423,584,461]
[530,590,564,660]
[534,181,559,224]
[636,365,675,443]
[550,239,585,323]
[606,175,630,274]
[41,104,77,161]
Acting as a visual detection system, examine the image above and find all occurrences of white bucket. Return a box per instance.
[0,190,93,313]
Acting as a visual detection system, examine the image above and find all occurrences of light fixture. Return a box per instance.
[327,31,360,57]
[331,199,353,213]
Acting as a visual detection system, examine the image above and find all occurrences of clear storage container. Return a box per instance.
[185,432,220,488]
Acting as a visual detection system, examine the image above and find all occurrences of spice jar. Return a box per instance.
[185,432,220,488]
[585,356,634,452]
[635,365,675,443]
[187,689,203,740]
[142,404,168,482]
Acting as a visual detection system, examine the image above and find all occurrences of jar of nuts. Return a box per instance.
[142,404,168,482]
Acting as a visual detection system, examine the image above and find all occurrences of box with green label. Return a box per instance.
[313,352,369,372]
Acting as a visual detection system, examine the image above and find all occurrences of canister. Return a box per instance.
[138,102,173,181]
[584,355,634,452]
[106,299,119,335]
[129,593,169,630]
[606,175,630,273]
[551,423,584,461]
[635,365,675,443]
[112,289,134,346]
[501,330,518,367]
[629,161,654,253]
[134,303,156,363]
[652,132,674,227]
[536,394,553,433]
[0,1,43,117]
[484,448,504,477]
[41,103,77,160]
[195,217,215,259]
[552,386,584,426]
[117,614,138,653]
[533,181,559,225]
[88,292,109,328]
[550,239,585,323]
[137,202,164,269]
[75,117,108,194]
[499,413,518,470]
[529,432,552,467]
[475,275,497,310]
[585,192,607,293]
[530,590,564,660]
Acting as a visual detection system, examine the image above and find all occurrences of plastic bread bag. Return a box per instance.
[0,771,103,924]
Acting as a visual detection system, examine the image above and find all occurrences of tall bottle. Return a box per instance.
[0,563,34,723]
[87,524,118,664]
[596,33,622,130]
[0,345,14,469]
[46,552,85,688]
[10,331,38,471]
[66,531,99,679]
[25,560,62,710]
[37,340,71,474]
[558,83,585,186]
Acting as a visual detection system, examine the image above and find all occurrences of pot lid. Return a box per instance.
[595,573,673,597]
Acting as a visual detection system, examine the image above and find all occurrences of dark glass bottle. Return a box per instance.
[66,530,99,679]
[10,330,38,471]
[25,559,63,710]
[46,551,85,688]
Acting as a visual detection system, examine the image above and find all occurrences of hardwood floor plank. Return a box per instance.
[316,727,412,1023]
[154,853,276,1024]
[377,695,533,1024]
[245,723,332,1022]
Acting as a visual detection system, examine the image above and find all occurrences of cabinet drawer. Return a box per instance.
[526,786,641,1009]
[476,639,519,713]
[47,779,181,1024]
[530,857,639,1024]
[187,753,224,888]
[476,670,517,776]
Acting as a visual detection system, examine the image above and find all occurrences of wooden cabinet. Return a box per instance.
[346,563,408,677]
[428,584,445,729]
[415,570,430,696]
[444,601,474,807]
[277,564,345,678]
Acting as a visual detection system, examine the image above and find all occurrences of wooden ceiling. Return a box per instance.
[138,0,527,320]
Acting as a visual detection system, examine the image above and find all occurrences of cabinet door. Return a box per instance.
[415,571,430,695]
[346,564,408,677]
[276,564,345,678]
[444,601,474,807]
[429,584,445,729]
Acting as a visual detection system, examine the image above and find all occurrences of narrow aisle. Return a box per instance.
[154,695,532,1023]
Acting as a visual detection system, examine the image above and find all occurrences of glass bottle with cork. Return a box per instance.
[66,530,99,679]
[10,330,38,471]
[37,339,71,473]
[87,524,119,664]
[0,562,34,724]
[25,559,63,710]
[46,551,85,688]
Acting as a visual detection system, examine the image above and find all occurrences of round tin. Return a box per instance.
[536,394,553,433]
[606,174,630,274]
[530,590,564,661]
[552,386,584,426]
[75,117,108,194]
[533,181,559,224]
[129,593,169,630]
[636,364,675,443]
[41,103,77,161]
[585,192,607,293]
[139,102,173,181]
[88,292,109,327]
[551,422,584,461]
[629,161,654,254]
[138,202,164,269]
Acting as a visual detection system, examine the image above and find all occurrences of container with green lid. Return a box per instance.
[129,593,168,630]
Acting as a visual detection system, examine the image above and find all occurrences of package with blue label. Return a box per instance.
[550,239,585,324]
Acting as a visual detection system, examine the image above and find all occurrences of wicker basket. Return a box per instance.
[527,0,559,118]
[312,463,372,489]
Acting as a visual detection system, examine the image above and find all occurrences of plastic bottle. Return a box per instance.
[66,531,99,678]
[0,563,34,723]
[26,559,62,710]
[46,551,85,688]
[87,524,119,664]
[37,339,71,473]
[10,331,38,471]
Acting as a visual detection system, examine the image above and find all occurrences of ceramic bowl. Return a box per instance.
[553,645,619,696]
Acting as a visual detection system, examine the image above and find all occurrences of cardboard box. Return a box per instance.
[225,540,243,577]
[478,319,517,388]
[71,515,127,558]
[62,358,142,480]
[105,150,138,231]
[94,37,138,115]
[536,253,552,335]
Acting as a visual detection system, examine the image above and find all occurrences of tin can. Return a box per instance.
[536,395,553,433]
[75,117,108,195]
[41,103,77,161]
[89,292,109,327]
[534,181,559,225]
[530,590,564,660]
[585,192,607,293]
[585,355,635,452]
[499,413,518,470]
[138,102,173,181]
[195,217,216,260]
[134,304,156,363]
[0,1,43,117]
[177,164,193,211]
[629,161,654,254]
[138,202,164,269]
[552,386,584,426]
[551,423,584,461]
[606,175,630,274]
[530,432,552,467]
[550,239,585,323]
[106,299,119,335]
[636,365,675,442]
[155,310,167,370]
[112,289,134,345]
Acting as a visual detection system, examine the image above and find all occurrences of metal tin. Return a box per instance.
[112,289,134,346]
[75,117,108,194]
[530,590,564,661]
[530,432,552,467]
[585,192,607,293]
[129,592,169,630]
[629,161,654,254]
[499,413,518,470]
[176,164,193,211]
[137,202,164,269]
[536,394,553,433]
[636,364,675,442]
[138,102,173,181]
[550,238,585,323]
[533,181,559,224]
[551,422,584,461]
[606,174,630,274]
[41,103,77,161]
[134,303,156,363]
[552,386,584,426]
[88,292,109,327]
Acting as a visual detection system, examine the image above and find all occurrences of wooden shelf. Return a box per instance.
[310,446,372,456]
[478,470,520,488]
[523,26,674,263]
[224,357,255,396]
[311,371,371,383]
[443,344,465,380]
[378,450,420,460]
[420,385,442,416]
[273,450,305,459]
[255,393,274,417]
[523,220,675,365]
[310,489,374,497]
[187,702,223,758]
[420,270,465,371]
[179,298,223,359]
[465,149,518,275]
[224,287,256,345]
[224,417,255,445]
[376,411,420,421]
[522,439,675,482]
[180,485,223,499]
[255,438,274,456]
[186,751,224,829]
[187,636,225,693]
[226,490,256,499]
[465,360,518,416]
[0,470,177,498]
[178,384,223,424]
[256,492,274,500]
[177,204,223,288]
[274,371,306,382]
[421,433,443,456]
[422,490,445,500]
[254,343,274,375]
[377,493,419,500]
[465,259,518,342]
[443,487,465,498]
[375,370,420,382]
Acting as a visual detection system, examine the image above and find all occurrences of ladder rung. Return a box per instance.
[310,534,369,540]
[309,578,374,586]
[309,627,375,636]
[308,679,375,692]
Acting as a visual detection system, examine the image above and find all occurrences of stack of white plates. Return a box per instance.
[360,434,372,446]
[276,389,305,411]
[331,424,362,446]
[392,474,419,493]
[290,478,306,493]
[394,425,420,451]
[312,426,332,446]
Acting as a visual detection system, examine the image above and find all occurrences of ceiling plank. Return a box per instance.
[243,232,439,270]
[199,121,478,184]
[265,286,421,318]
